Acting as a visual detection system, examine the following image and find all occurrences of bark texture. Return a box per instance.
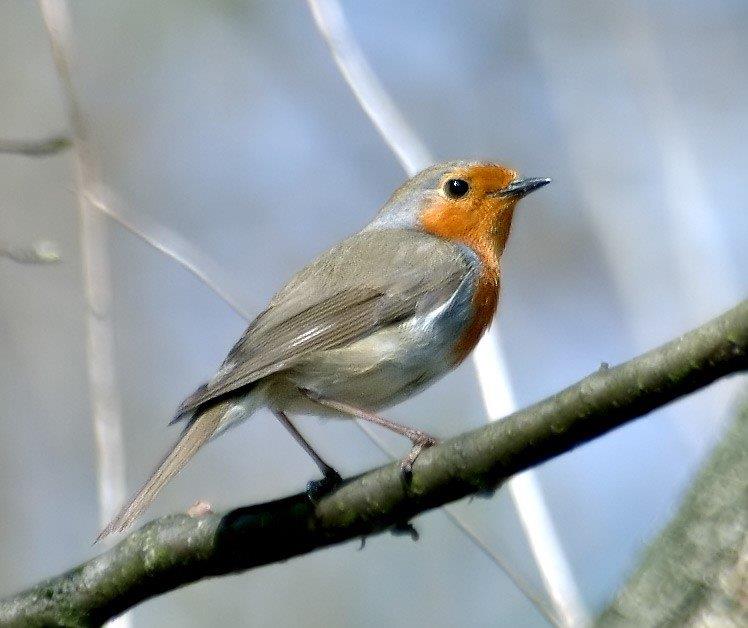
[597,401,748,627]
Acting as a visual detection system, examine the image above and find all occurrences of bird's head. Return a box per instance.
[369,160,550,262]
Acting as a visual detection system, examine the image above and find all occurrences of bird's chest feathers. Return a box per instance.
[419,202,503,365]
[450,260,498,365]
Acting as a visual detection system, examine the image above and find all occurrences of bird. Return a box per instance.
[98,160,550,540]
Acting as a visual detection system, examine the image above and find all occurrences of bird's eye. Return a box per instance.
[444,178,470,199]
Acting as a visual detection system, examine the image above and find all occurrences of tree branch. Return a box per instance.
[0,135,70,157]
[2,300,746,626]
[596,401,748,626]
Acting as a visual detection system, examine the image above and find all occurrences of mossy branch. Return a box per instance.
[597,401,748,627]
[1,300,746,626]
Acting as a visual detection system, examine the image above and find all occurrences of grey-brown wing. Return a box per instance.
[175,230,471,418]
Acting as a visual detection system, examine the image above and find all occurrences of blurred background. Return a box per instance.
[1,1,746,626]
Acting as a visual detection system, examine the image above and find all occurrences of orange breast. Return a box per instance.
[453,270,498,364]
[419,199,503,365]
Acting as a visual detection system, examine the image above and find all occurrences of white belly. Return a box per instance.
[267,276,476,414]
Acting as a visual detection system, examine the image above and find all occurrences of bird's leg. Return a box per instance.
[300,392,439,477]
[272,410,342,499]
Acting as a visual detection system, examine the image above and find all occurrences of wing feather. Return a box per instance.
[174,231,471,419]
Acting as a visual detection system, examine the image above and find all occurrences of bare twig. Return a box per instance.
[2,299,745,626]
[0,135,71,157]
[84,189,250,319]
[306,1,588,623]
[0,239,60,264]
[306,0,431,174]
[36,7,129,628]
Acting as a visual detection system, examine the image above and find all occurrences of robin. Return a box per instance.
[98,160,550,540]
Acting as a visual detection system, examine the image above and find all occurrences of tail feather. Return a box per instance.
[96,404,226,542]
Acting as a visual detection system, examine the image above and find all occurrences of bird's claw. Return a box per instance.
[399,434,439,480]
[186,500,213,517]
[306,469,343,503]
[391,520,419,541]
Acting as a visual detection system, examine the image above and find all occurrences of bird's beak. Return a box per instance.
[494,177,551,198]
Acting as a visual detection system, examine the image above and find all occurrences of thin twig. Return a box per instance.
[306,0,589,623]
[306,0,431,174]
[36,3,129,628]
[2,299,745,626]
[0,135,71,157]
[0,239,60,264]
[84,189,250,319]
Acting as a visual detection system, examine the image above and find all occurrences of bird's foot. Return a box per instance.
[400,432,439,479]
[391,520,419,541]
[306,468,343,503]
[186,500,213,518]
